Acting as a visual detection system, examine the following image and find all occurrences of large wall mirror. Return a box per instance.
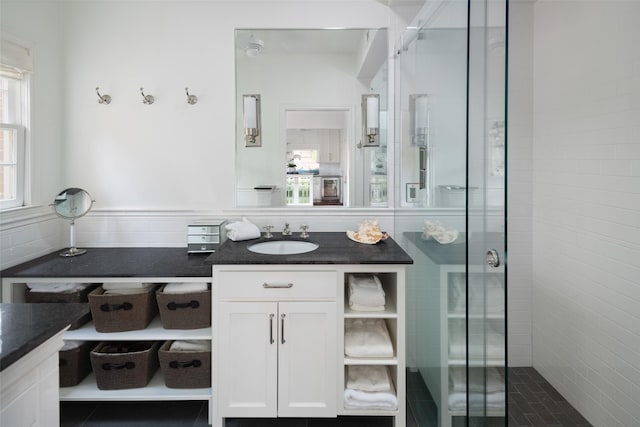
[235,28,388,208]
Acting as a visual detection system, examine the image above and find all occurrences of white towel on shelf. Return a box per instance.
[27,283,92,293]
[348,274,385,308]
[103,287,155,295]
[163,282,208,294]
[449,367,505,394]
[344,318,394,358]
[344,384,398,410]
[226,217,260,241]
[347,365,392,392]
[102,282,155,291]
[60,340,86,351]
[170,340,211,352]
[448,390,505,411]
[349,303,385,312]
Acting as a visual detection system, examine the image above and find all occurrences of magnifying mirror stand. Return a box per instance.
[60,218,87,257]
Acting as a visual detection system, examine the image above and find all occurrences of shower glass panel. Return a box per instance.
[396,0,507,425]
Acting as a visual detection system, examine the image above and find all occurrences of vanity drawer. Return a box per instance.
[188,234,221,244]
[217,271,337,300]
[188,225,221,235]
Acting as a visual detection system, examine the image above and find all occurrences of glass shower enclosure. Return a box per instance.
[395,0,507,426]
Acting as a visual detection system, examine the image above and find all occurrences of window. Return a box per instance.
[1,39,31,210]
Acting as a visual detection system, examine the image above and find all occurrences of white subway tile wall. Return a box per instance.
[0,215,63,270]
[532,1,640,426]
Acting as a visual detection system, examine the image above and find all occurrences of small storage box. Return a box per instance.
[25,283,98,330]
[59,341,93,387]
[158,340,211,389]
[90,341,159,390]
[88,286,158,333]
[156,284,211,330]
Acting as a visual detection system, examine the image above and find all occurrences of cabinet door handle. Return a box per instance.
[280,313,286,344]
[269,313,275,344]
[263,282,293,289]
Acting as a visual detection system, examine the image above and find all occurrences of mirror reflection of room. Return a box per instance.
[235,28,388,208]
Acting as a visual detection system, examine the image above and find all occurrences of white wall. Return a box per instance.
[506,0,534,367]
[0,1,66,268]
[532,1,640,425]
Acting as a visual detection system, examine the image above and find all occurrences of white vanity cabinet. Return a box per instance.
[214,268,337,419]
[213,264,406,427]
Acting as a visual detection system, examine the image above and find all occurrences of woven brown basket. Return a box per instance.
[156,285,211,330]
[59,341,93,387]
[158,340,211,389]
[25,284,98,330]
[90,341,159,390]
[88,286,158,332]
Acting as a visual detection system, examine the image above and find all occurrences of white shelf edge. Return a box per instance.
[59,371,212,401]
[344,357,397,366]
[63,316,212,341]
[339,408,399,416]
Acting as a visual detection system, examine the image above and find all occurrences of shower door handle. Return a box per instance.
[486,249,501,268]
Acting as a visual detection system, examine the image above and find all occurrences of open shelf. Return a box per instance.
[344,356,398,366]
[344,297,397,318]
[59,370,211,401]
[63,316,212,341]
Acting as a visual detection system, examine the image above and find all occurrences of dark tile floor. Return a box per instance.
[61,368,591,427]
[407,367,592,427]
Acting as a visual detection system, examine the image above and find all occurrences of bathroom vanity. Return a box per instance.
[0,303,89,427]
[208,232,412,427]
[0,234,412,427]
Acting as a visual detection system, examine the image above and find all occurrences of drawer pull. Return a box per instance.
[262,282,293,289]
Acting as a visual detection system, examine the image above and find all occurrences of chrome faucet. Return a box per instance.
[263,225,274,238]
[300,225,309,238]
[282,223,292,236]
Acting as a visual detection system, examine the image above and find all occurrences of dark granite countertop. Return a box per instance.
[0,303,90,371]
[205,232,413,265]
[0,248,212,278]
[404,231,504,265]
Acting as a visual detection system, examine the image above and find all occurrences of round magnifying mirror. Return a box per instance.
[52,188,94,257]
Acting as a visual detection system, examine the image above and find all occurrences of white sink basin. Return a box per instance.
[248,240,319,255]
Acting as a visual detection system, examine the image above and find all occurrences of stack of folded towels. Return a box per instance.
[347,274,386,312]
[102,282,156,295]
[344,318,394,358]
[169,340,211,352]
[344,366,398,410]
[448,367,505,411]
[27,282,93,293]
[225,217,261,241]
[163,282,208,294]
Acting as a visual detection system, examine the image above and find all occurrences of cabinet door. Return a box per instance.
[277,301,337,417]
[218,302,278,417]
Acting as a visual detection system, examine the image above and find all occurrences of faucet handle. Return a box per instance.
[263,225,274,238]
[300,224,309,238]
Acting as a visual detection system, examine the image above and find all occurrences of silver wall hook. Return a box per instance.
[96,87,111,104]
[185,87,198,105]
[140,87,154,105]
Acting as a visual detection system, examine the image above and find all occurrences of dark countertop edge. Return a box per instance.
[0,303,90,371]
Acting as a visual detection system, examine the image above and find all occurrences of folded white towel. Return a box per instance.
[169,340,212,352]
[60,340,86,351]
[102,282,155,291]
[448,390,505,411]
[103,287,154,295]
[348,274,385,308]
[344,318,394,358]
[344,384,398,410]
[163,282,208,294]
[226,217,260,241]
[347,365,392,392]
[27,283,92,293]
[449,367,504,394]
[449,332,505,360]
[349,304,385,312]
